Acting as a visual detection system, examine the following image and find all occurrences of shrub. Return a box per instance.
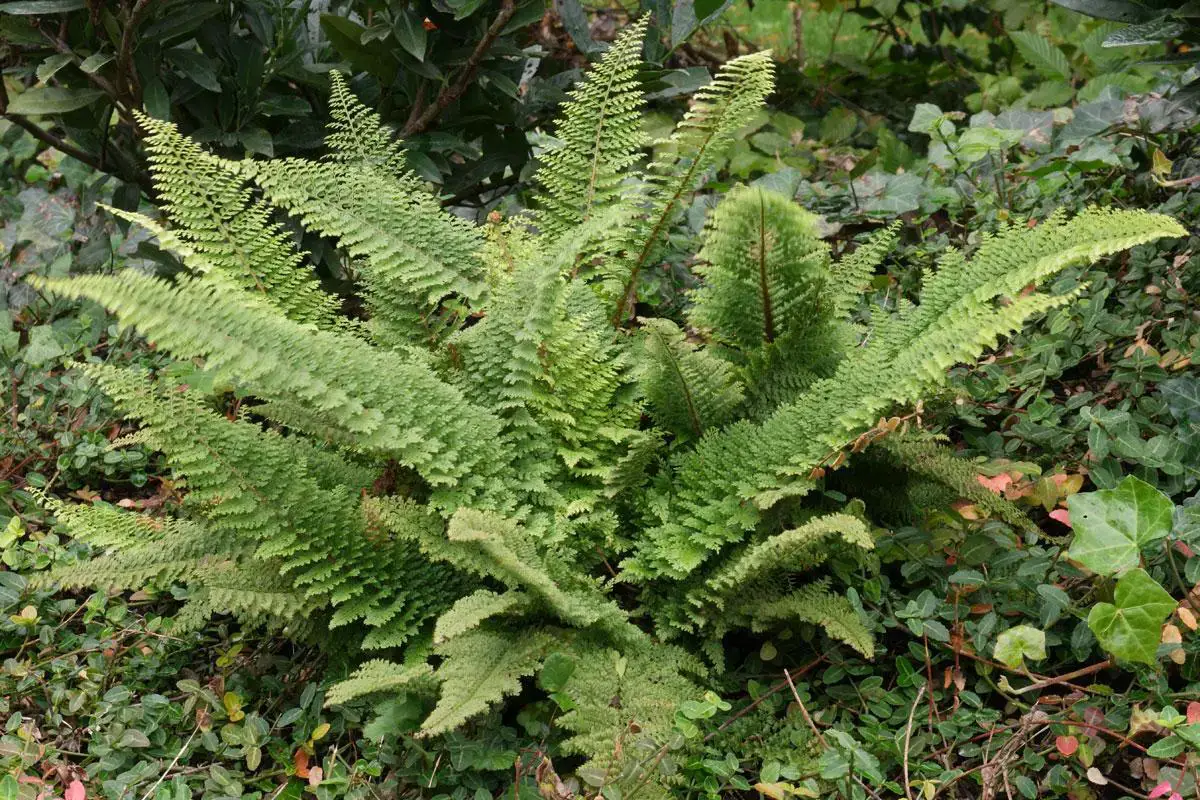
[31,21,1184,793]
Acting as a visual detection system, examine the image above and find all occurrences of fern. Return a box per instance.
[421,628,555,735]
[136,113,340,328]
[29,20,1187,794]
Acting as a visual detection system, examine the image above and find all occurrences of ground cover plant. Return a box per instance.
[5,12,1192,800]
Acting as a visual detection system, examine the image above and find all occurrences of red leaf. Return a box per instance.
[1056,735,1079,757]
[293,749,310,779]
[977,473,1012,494]
[65,779,86,800]
[1049,508,1071,528]
[1187,702,1200,725]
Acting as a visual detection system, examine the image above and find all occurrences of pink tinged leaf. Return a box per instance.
[977,473,1012,494]
[1149,781,1173,799]
[1049,508,1071,527]
[1055,735,1079,756]
[66,779,85,800]
[1188,701,1200,725]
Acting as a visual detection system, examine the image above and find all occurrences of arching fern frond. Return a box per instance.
[533,17,649,240]
[608,51,776,323]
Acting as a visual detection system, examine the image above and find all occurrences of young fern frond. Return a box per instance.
[609,51,775,322]
[532,17,649,240]
[433,589,531,644]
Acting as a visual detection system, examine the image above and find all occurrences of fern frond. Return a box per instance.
[829,221,900,319]
[31,273,507,500]
[442,509,634,636]
[248,157,485,347]
[688,186,830,352]
[637,318,743,441]
[748,580,874,658]
[533,17,649,240]
[325,71,411,178]
[627,207,1183,579]
[433,589,531,644]
[421,627,554,735]
[557,639,705,766]
[609,52,776,323]
[326,659,436,706]
[135,113,340,328]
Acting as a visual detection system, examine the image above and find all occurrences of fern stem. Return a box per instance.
[757,190,776,343]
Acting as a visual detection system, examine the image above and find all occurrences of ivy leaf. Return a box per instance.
[1087,568,1175,664]
[994,624,1047,668]
[1010,31,1072,80]
[1067,475,1173,575]
[1161,377,1200,423]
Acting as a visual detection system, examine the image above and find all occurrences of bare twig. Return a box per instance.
[1009,659,1112,695]
[902,685,926,800]
[783,667,828,748]
[3,113,102,171]
[402,0,517,137]
[139,725,199,800]
[703,655,827,742]
[117,0,157,107]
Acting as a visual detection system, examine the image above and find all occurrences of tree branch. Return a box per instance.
[117,0,157,108]
[401,0,516,137]
[2,113,153,195]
